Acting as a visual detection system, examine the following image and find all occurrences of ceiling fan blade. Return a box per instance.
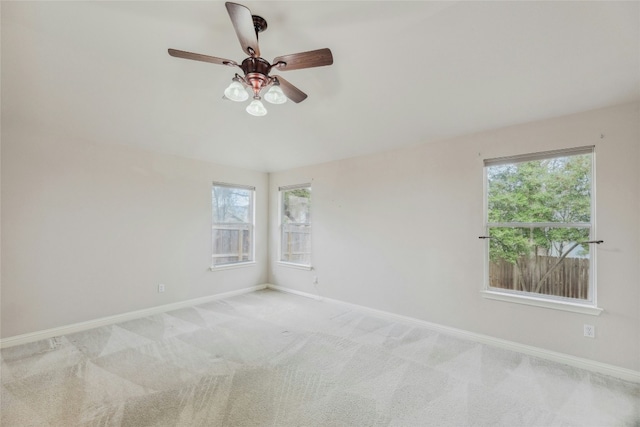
[273,76,307,103]
[225,2,260,57]
[272,48,333,71]
[168,49,238,67]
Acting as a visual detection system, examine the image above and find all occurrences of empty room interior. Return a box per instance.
[1,1,639,426]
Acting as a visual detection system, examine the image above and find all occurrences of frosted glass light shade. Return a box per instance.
[246,99,267,116]
[264,86,287,104]
[224,81,249,102]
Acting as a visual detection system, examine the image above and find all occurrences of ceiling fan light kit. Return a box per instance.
[264,86,287,105]
[224,79,249,102]
[168,2,333,116]
[246,99,268,116]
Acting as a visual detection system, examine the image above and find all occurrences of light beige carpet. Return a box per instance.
[2,289,639,426]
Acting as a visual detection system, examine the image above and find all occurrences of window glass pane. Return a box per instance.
[280,186,311,265]
[484,149,595,305]
[487,154,591,223]
[488,226,591,300]
[212,184,253,266]
[281,224,311,265]
[283,188,311,224]
[212,187,251,223]
[213,225,251,265]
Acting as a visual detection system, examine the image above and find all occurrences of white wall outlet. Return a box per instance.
[158,284,165,293]
[584,324,595,338]
[313,276,318,284]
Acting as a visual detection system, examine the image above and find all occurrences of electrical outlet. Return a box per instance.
[584,324,595,338]
[313,276,318,284]
[158,284,165,293]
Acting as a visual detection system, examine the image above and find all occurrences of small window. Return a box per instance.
[280,184,311,267]
[484,147,596,306]
[211,183,255,267]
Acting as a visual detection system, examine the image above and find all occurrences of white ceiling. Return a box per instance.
[2,1,639,172]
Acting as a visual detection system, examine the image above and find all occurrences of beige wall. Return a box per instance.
[1,121,269,338]
[3,102,638,371]
[269,102,640,371]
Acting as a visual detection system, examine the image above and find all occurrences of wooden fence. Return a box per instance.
[281,225,311,264]
[212,226,251,265]
[489,255,589,300]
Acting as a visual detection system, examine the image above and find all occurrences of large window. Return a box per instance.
[211,183,254,267]
[279,184,311,267]
[483,146,597,307]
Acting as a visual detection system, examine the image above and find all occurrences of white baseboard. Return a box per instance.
[266,284,640,384]
[0,284,267,349]
[267,284,323,300]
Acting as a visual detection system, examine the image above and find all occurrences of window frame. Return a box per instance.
[210,182,256,270]
[481,146,602,315]
[278,183,312,269]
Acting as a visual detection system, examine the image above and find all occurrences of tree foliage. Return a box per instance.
[213,186,251,223]
[283,188,311,223]
[487,154,592,293]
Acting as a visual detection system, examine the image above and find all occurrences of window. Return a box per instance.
[279,184,312,267]
[211,183,255,267]
[483,146,598,309]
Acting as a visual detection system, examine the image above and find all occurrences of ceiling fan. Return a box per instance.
[168,2,334,116]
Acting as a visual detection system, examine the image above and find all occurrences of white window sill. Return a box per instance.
[276,261,313,271]
[481,290,603,316]
[209,261,256,271]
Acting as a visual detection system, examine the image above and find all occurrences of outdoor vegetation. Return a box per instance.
[486,153,592,300]
[281,187,311,265]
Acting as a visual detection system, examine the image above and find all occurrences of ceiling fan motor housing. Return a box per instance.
[241,57,272,97]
